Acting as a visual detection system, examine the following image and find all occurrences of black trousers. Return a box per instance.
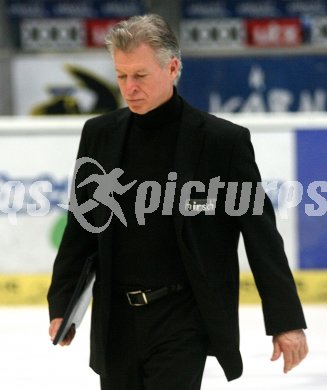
[100,285,208,390]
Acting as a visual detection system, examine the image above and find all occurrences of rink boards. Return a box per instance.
[0,115,326,305]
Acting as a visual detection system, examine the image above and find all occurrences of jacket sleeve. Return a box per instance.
[229,128,307,335]
[47,120,98,320]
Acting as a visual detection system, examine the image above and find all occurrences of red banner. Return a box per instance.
[246,19,302,47]
[85,19,123,48]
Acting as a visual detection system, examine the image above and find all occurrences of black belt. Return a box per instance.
[126,283,185,307]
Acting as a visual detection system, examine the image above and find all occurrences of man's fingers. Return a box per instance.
[300,341,309,360]
[283,349,293,373]
[49,318,63,341]
[295,339,308,367]
[303,345,309,358]
[49,318,75,346]
[271,340,281,361]
[59,324,76,346]
[284,350,302,373]
[272,329,308,373]
[294,350,301,366]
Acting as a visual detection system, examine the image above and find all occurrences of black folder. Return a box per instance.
[52,252,97,345]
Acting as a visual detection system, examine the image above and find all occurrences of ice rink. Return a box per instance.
[0,304,325,390]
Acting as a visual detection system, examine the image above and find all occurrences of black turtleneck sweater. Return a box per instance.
[112,89,188,289]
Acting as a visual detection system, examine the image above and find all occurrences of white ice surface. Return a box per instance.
[0,305,325,390]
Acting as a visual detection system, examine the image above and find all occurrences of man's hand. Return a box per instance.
[49,318,76,346]
[271,329,308,373]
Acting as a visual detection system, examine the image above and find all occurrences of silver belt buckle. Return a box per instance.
[126,290,148,306]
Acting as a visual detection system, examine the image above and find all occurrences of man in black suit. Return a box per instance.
[48,14,308,389]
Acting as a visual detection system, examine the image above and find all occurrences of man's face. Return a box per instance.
[114,43,179,114]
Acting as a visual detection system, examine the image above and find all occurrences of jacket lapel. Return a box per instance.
[172,100,208,277]
[102,108,132,174]
[98,109,131,229]
[173,100,206,235]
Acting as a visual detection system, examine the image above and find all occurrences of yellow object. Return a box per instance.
[240,271,327,304]
[0,275,51,305]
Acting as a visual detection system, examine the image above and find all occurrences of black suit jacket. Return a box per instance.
[48,98,306,381]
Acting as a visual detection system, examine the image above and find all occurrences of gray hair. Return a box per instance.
[105,14,182,82]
